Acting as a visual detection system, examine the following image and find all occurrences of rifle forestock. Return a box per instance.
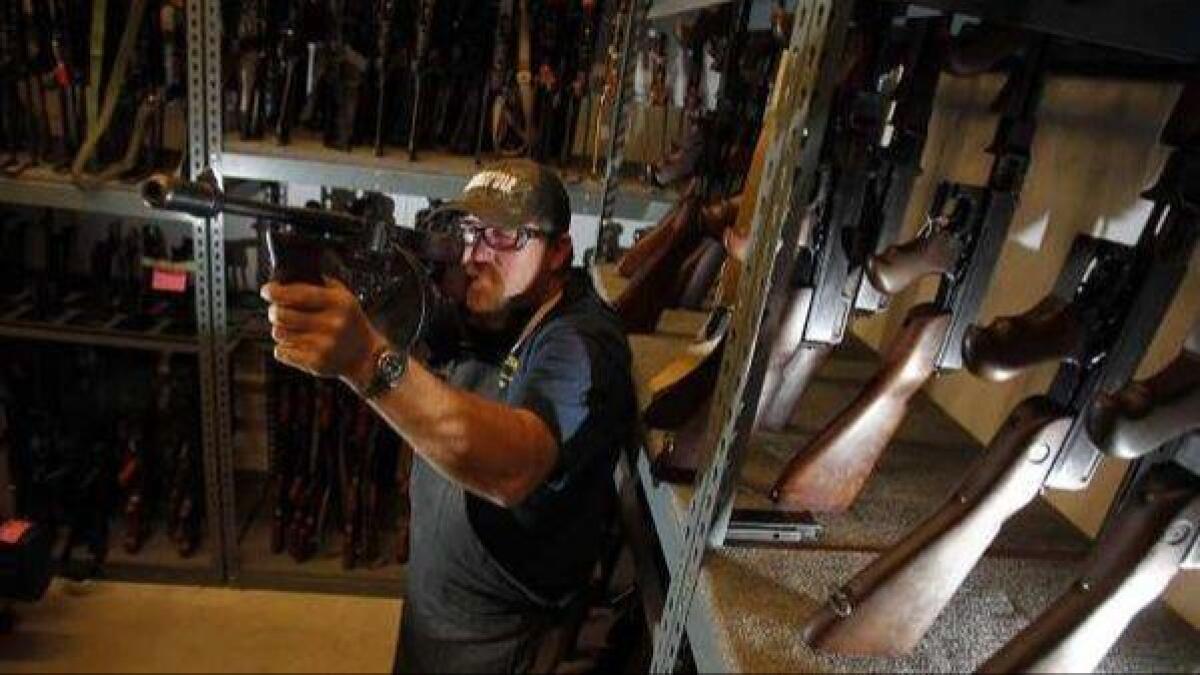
[802,399,1071,656]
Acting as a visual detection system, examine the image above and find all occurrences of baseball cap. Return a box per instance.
[442,160,572,235]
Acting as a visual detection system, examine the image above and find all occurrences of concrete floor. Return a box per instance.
[0,580,401,673]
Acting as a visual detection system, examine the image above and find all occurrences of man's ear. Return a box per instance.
[550,234,574,272]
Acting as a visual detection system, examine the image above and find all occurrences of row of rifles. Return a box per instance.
[225,0,768,172]
[0,212,197,336]
[0,344,204,575]
[0,0,187,183]
[268,370,412,570]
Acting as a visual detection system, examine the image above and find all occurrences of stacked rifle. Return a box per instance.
[0,0,187,184]
[0,342,205,574]
[266,367,411,569]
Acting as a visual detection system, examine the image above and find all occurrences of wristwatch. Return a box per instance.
[361,349,408,399]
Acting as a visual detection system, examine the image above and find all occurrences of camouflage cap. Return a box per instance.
[445,160,572,235]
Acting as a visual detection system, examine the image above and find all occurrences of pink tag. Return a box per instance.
[152,268,189,293]
[0,520,31,544]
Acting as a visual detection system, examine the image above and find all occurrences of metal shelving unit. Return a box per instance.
[0,1,226,587]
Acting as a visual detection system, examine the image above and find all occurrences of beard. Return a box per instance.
[462,262,537,333]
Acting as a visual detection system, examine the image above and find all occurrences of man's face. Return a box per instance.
[460,218,564,317]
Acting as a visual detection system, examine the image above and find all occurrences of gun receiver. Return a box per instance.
[978,440,1200,671]
[141,175,462,350]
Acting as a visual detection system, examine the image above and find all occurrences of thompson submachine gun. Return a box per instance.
[799,81,1200,656]
[140,174,464,353]
[978,319,1200,673]
[756,10,947,433]
[770,35,1048,512]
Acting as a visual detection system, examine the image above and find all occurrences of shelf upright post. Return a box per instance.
[593,0,653,260]
[188,0,238,580]
[647,1,850,671]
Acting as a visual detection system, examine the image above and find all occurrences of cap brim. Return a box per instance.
[436,191,526,230]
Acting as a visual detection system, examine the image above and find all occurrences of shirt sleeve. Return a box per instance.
[505,324,608,488]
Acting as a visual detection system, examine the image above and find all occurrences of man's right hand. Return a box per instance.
[261,278,389,388]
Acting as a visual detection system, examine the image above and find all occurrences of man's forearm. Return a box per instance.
[345,353,558,508]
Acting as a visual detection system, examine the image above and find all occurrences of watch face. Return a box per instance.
[379,351,407,383]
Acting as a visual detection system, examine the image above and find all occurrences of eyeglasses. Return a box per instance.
[458,220,552,252]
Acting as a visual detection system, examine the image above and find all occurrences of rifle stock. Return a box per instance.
[614,189,703,333]
[978,479,1199,673]
[770,304,950,511]
[803,399,1071,656]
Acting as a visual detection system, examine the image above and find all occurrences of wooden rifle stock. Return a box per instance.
[978,478,1199,673]
[802,398,1070,656]
[614,187,703,333]
[770,304,951,511]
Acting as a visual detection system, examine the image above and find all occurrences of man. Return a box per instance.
[261,160,637,673]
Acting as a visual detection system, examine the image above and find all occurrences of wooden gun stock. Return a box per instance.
[963,296,1085,382]
[978,479,1199,673]
[770,304,950,511]
[757,287,831,432]
[1089,341,1200,460]
[865,228,961,297]
[801,398,1070,656]
[643,309,731,429]
[614,192,703,333]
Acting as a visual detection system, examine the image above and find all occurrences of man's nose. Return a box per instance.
[465,237,495,265]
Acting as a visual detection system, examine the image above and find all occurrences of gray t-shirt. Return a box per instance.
[405,270,636,642]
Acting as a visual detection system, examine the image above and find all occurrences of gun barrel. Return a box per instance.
[141,176,464,263]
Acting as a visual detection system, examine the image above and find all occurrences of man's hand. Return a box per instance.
[261,278,388,389]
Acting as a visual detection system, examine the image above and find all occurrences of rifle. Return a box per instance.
[977,330,1200,673]
[272,2,304,145]
[407,0,435,160]
[288,381,333,562]
[800,83,1200,655]
[560,0,600,166]
[142,174,462,350]
[116,420,146,554]
[757,13,947,433]
[372,0,396,156]
[236,0,267,139]
[770,35,1048,512]
[270,376,298,553]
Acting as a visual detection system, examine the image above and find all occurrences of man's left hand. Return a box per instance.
[261,278,387,386]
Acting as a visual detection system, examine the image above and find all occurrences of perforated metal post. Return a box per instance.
[201,0,241,579]
[648,2,849,671]
[593,0,652,257]
[186,0,228,579]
